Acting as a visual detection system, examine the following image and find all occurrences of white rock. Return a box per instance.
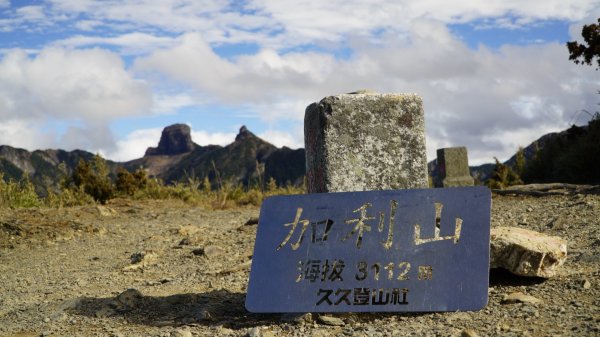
[501,292,543,304]
[317,315,345,326]
[490,226,567,278]
[96,205,117,216]
[171,328,192,337]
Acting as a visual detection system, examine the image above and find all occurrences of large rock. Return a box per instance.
[304,91,428,193]
[490,226,567,278]
[145,124,195,156]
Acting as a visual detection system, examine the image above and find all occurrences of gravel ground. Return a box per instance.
[0,192,598,337]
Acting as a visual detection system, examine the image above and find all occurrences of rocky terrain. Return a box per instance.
[0,191,599,337]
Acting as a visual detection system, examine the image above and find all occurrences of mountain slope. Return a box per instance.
[0,146,118,195]
[160,126,305,187]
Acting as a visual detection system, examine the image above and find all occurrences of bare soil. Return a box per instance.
[0,193,599,337]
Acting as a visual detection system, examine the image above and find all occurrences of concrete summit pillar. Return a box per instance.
[434,147,475,187]
[304,90,428,193]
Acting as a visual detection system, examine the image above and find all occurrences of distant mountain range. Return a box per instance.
[0,122,589,196]
[0,124,305,195]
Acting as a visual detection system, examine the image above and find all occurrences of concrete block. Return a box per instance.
[304,91,428,193]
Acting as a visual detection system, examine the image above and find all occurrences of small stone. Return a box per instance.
[318,315,345,326]
[247,327,261,337]
[116,288,143,308]
[570,300,583,308]
[171,328,192,337]
[490,226,567,278]
[43,317,50,323]
[41,331,52,337]
[129,250,158,265]
[195,245,225,258]
[178,224,200,236]
[95,306,116,318]
[501,292,543,305]
[281,312,313,324]
[96,205,117,216]
[582,279,591,289]
[197,309,213,321]
[461,328,479,337]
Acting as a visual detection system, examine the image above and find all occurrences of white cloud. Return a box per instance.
[0,47,153,155]
[152,93,201,115]
[104,127,239,162]
[191,130,236,147]
[16,6,46,21]
[3,1,600,166]
[132,19,600,165]
[26,0,596,49]
[54,33,177,55]
[0,119,55,151]
[106,128,162,162]
[0,47,152,121]
[258,129,303,149]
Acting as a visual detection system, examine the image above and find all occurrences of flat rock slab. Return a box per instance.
[501,292,543,305]
[246,187,491,313]
[490,226,567,278]
[304,92,428,193]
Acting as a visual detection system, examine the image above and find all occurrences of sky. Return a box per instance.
[0,1,599,165]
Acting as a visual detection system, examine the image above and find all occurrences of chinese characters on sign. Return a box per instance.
[278,200,462,251]
[246,187,491,313]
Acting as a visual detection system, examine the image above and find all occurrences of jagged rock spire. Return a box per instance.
[235,125,257,142]
[145,124,195,156]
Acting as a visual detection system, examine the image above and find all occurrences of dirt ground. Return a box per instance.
[0,191,599,337]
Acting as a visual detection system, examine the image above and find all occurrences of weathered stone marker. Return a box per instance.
[304,91,428,193]
[246,187,491,312]
[434,147,475,187]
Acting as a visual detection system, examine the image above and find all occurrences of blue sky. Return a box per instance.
[0,1,599,165]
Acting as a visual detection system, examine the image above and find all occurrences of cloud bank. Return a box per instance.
[0,1,599,165]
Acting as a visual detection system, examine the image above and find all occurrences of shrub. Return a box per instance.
[0,173,41,208]
[486,158,523,189]
[116,167,148,196]
[70,155,114,204]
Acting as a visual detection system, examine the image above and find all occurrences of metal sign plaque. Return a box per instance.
[246,187,491,313]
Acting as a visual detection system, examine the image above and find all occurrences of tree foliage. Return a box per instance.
[567,18,600,69]
[486,157,523,189]
[71,155,114,204]
[522,117,600,184]
[116,167,148,196]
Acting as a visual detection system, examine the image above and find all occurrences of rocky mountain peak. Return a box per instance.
[145,124,195,156]
[235,125,257,142]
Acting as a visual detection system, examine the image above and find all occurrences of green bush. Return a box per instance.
[486,158,523,189]
[116,167,148,196]
[70,155,114,204]
[0,173,41,208]
[0,155,306,209]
